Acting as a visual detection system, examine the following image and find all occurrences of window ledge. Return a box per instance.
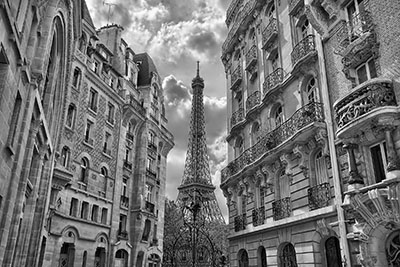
[106,120,115,128]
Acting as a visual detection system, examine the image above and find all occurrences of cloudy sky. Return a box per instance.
[86,0,230,220]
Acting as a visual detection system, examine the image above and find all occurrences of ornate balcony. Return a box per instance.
[335,11,374,55]
[120,195,129,208]
[272,197,291,221]
[308,183,331,210]
[225,0,243,27]
[230,65,243,91]
[145,201,155,213]
[334,79,397,139]
[222,102,324,183]
[289,0,303,15]
[234,213,247,232]
[230,107,245,129]
[126,94,146,117]
[263,68,285,98]
[291,35,316,70]
[246,91,261,113]
[262,18,278,50]
[245,45,257,71]
[252,206,265,226]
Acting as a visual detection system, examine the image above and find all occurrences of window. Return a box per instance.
[258,246,267,267]
[278,170,290,199]
[103,132,111,155]
[315,151,329,184]
[125,147,131,163]
[356,58,377,84]
[370,142,387,183]
[119,214,127,232]
[93,60,100,74]
[7,92,22,148]
[88,88,98,112]
[122,178,127,197]
[145,184,153,202]
[240,194,247,215]
[66,104,76,128]
[347,0,365,30]
[238,249,249,267]
[72,68,81,88]
[325,237,343,267]
[271,52,279,71]
[300,18,311,40]
[60,146,70,168]
[273,105,283,128]
[142,219,151,241]
[101,167,108,178]
[91,205,99,222]
[280,243,298,267]
[386,230,400,266]
[82,251,87,267]
[84,120,93,144]
[147,157,154,172]
[80,201,89,219]
[70,198,78,217]
[258,187,265,208]
[107,102,115,124]
[80,158,89,183]
[235,137,244,158]
[306,77,318,103]
[101,208,108,224]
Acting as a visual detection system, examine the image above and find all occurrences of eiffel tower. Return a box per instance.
[176,62,225,224]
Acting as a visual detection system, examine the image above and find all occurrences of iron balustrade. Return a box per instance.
[263,68,285,96]
[262,18,278,49]
[120,195,129,208]
[126,94,146,116]
[246,91,261,112]
[230,65,243,90]
[336,11,374,52]
[222,102,324,182]
[252,206,265,226]
[230,107,245,129]
[234,213,247,232]
[334,80,396,129]
[291,35,316,67]
[272,197,291,221]
[245,45,257,70]
[145,201,155,213]
[308,182,331,210]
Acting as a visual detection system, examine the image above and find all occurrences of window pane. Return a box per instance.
[368,59,377,79]
[357,64,368,84]
[371,144,386,183]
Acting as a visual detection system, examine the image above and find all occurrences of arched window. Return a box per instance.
[60,146,70,168]
[325,237,342,267]
[300,19,311,39]
[82,251,87,267]
[280,243,297,267]
[101,167,108,177]
[72,68,81,88]
[94,247,106,267]
[116,249,128,267]
[238,249,249,267]
[80,158,89,183]
[306,76,318,103]
[66,104,76,128]
[273,105,283,128]
[59,243,75,267]
[257,246,267,267]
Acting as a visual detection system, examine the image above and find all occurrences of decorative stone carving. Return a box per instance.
[262,165,274,192]
[293,144,310,178]
[316,218,330,236]
[315,128,329,156]
[280,153,295,178]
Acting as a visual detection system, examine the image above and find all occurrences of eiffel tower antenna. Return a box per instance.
[176,62,225,224]
[103,1,116,25]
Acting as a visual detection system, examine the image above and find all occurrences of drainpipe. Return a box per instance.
[315,35,351,266]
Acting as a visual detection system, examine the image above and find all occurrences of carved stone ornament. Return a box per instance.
[293,144,310,178]
[315,128,329,156]
[316,218,330,237]
[280,153,295,178]
[262,165,274,192]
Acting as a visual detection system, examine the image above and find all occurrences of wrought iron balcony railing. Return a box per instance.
[145,201,155,213]
[308,182,331,210]
[234,213,247,232]
[336,11,374,53]
[222,102,324,182]
[263,68,285,97]
[272,197,291,221]
[245,45,257,70]
[262,18,278,49]
[126,94,146,116]
[230,65,243,91]
[120,195,129,208]
[334,79,397,130]
[246,91,261,112]
[291,35,316,68]
[252,206,265,226]
[230,107,245,129]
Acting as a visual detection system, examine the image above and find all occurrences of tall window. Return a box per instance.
[238,250,249,267]
[125,147,131,163]
[84,120,93,144]
[326,237,343,267]
[258,246,267,267]
[103,132,111,155]
[356,58,377,85]
[80,201,89,219]
[271,52,279,71]
[142,219,151,241]
[101,167,108,178]
[273,105,283,128]
[66,104,76,128]
[80,158,89,183]
[278,170,290,199]
[306,77,318,103]
[91,205,99,222]
[145,184,153,202]
[60,146,70,168]
[119,214,127,232]
[280,243,298,267]
[122,178,127,197]
[241,194,247,215]
[72,68,81,88]
[101,208,108,224]
[70,198,78,216]
[370,141,387,183]
[88,88,98,112]
[268,4,275,19]
[107,102,115,124]
[258,187,265,208]
[347,0,365,31]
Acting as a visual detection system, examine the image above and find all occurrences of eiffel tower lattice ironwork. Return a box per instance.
[176,62,225,224]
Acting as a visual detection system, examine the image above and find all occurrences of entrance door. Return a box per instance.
[326,237,342,267]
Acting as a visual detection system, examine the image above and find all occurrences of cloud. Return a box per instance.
[163,75,191,105]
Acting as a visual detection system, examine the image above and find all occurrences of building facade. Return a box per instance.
[0,1,173,267]
[220,0,400,266]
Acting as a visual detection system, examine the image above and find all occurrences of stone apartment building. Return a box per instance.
[220,0,400,266]
[0,1,173,267]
